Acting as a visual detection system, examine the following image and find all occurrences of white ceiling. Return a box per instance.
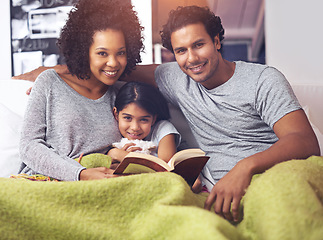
[207,0,264,40]
[153,0,265,59]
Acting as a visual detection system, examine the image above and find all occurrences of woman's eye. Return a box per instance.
[123,116,131,121]
[98,51,107,56]
[118,51,126,56]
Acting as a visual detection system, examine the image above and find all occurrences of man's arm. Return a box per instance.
[120,64,159,86]
[12,64,159,85]
[204,109,320,222]
[12,65,69,82]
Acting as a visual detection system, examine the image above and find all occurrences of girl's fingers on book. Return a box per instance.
[122,143,136,151]
[127,147,142,152]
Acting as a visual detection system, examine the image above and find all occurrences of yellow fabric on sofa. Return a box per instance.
[0,156,322,240]
[238,156,323,240]
[0,172,238,240]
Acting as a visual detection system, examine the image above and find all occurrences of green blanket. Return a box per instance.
[1,156,322,240]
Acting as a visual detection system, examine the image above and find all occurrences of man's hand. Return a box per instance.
[12,65,69,82]
[204,159,253,222]
[204,110,320,223]
[12,66,49,81]
[79,167,119,180]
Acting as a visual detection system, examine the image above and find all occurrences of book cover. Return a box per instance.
[114,149,209,185]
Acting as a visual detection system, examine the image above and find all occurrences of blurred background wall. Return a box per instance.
[1,0,322,86]
[265,0,323,85]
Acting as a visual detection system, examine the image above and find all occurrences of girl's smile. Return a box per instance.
[114,103,156,141]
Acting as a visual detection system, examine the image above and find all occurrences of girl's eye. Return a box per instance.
[140,118,149,123]
[123,116,131,121]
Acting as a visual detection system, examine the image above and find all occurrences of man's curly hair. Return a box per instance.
[160,5,224,53]
[57,0,144,80]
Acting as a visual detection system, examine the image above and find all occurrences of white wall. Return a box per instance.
[3,0,322,81]
[0,0,153,80]
[0,0,12,79]
[265,0,323,85]
[131,0,153,64]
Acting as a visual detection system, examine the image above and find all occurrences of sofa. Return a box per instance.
[0,79,322,240]
[0,79,322,177]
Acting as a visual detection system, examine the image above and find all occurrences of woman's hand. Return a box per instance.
[79,167,119,180]
[26,87,32,95]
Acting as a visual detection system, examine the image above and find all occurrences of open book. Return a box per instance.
[113,148,209,186]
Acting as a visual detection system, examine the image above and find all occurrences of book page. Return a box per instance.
[114,152,172,174]
[122,163,157,174]
[125,152,170,169]
[168,149,205,167]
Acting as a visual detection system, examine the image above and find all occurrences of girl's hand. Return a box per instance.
[79,167,118,180]
[121,142,142,152]
[108,143,142,162]
[191,175,203,193]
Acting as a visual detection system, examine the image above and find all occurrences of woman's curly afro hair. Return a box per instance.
[160,5,224,53]
[57,0,144,79]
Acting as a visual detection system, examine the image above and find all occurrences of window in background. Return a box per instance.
[152,0,265,64]
[10,0,77,76]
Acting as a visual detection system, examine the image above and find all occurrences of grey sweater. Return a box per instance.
[19,70,121,181]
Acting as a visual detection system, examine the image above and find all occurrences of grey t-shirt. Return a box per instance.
[19,69,121,181]
[156,61,301,186]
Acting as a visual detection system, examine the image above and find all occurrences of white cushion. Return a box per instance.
[0,80,33,177]
[292,84,323,133]
[0,79,33,117]
[0,103,24,177]
[303,106,323,155]
[292,84,323,155]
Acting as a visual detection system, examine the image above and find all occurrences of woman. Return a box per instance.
[19,0,144,181]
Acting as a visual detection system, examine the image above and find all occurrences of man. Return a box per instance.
[15,5,320,223]
[153,5,319,222]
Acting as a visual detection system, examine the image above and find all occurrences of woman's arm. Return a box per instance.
[19,73,85,181]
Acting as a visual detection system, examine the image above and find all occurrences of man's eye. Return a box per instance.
[175,49,185,55]
[195,43,204,48]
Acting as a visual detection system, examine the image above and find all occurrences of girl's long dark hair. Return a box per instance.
[115,82,170,122]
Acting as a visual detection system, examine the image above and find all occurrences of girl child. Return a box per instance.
[108,82,181,163]
[19,0,144,181]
